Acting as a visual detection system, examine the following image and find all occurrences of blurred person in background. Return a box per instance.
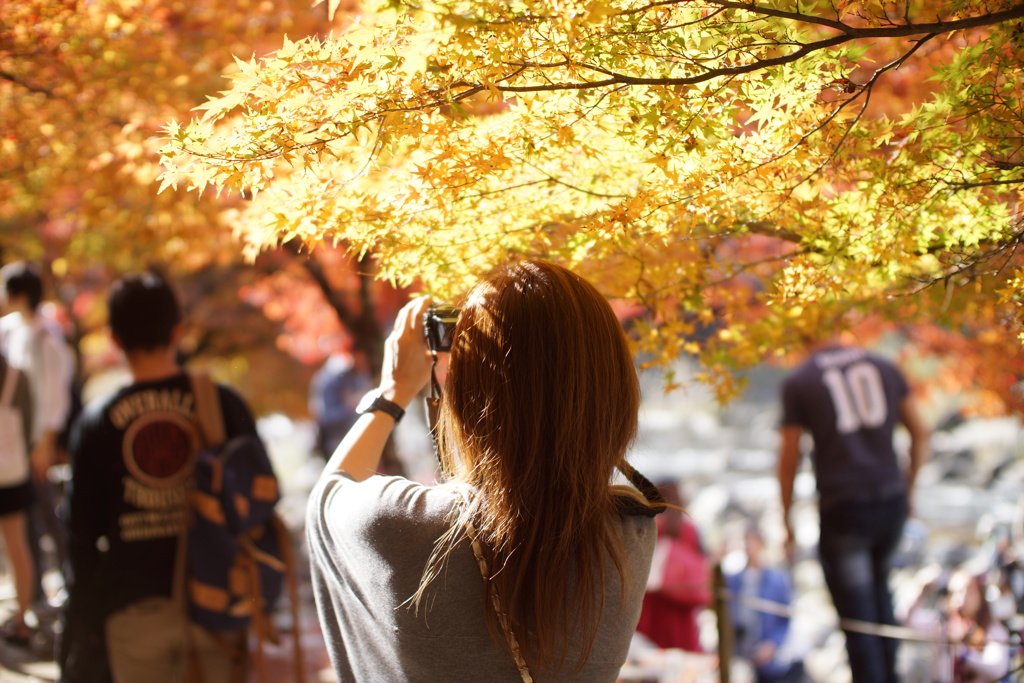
[900,564,954,683]
[0,261,75,610]
[947,570,1011,683]
[635,480,711,652]
[777,340,929,683]
[0,347,37,645]
[982,524,1023,628]
[309,348,371,459]
[726,523,805,683]
[62,272,264,683]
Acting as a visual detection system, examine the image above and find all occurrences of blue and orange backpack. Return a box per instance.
[187,373,304,683]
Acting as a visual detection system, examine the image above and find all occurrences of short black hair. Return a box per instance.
[108,272,182,352]
[1,261,44,311]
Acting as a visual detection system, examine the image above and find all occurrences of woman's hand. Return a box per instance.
[379,296,435,409]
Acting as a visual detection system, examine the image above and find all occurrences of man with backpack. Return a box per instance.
[62,271,273,683]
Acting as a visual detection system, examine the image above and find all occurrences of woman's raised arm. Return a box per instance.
[322,296,434,482]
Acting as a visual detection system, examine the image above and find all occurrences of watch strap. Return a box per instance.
[358,391,405,423]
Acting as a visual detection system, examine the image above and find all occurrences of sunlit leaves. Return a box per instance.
[162,0,1024,409]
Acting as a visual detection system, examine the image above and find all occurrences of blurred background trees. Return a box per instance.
[0,0,408,415]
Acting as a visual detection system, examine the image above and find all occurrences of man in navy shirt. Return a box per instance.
[62,272,262,683]
[777,344,928,683]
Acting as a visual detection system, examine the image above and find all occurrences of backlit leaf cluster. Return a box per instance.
[162,0,1024,407]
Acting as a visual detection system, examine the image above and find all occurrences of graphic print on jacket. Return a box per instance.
[112,387,199,542]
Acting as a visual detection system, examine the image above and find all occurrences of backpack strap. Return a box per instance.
[176,372,228,683]
[184,372,307,683]
[1,365,19,407]
[190,373,226,447]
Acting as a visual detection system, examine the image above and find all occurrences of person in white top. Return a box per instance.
[0,261,76,613]
[0,262,75,474]
[0,349,36,645]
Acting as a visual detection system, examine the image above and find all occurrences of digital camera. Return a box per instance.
[424,303,460,353]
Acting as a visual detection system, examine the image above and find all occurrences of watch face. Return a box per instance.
[356,391,379,414]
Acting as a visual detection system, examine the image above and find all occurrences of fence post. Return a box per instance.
[714,562,732,683]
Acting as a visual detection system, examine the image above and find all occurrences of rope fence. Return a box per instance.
[721,587,1022,645]
[708,564,1024,683]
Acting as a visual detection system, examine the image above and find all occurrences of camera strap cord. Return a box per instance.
[427,350,442,423]
[460,501,535,683]
[454,466,664,683]
[425,350,447,473]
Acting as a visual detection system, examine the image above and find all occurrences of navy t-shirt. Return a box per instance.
[781,346,908,507]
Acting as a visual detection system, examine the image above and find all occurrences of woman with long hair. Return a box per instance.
[307,260,663,681]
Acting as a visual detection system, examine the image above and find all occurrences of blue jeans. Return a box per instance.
[819,495,907,683]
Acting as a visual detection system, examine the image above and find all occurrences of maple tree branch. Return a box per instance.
[705,250,797,289]
[743,220,804,245]
[0,69,53,96]
[990,160,1024,171]
[175,3,1017,167]
[516,159,632,198]
[697,0,851,32]
[456,4,1024,94]
[909,230,1024,294]
[945,178,1024,190]
[703,1,1024,38]
[769,30,938,207]
[458,178,551,200]
[490,33,852,91]
[619,0,692,16]
[542,174,630,198]
[870,31,938,75]
[743,211,1024,298]
[695,24,934,219]
[610,6,727,33]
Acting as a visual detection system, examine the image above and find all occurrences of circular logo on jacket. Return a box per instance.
[122,412,200,487]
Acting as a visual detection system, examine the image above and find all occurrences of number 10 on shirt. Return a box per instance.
[822,362,889,433]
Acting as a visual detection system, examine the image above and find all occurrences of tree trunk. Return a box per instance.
[291,246,405,476]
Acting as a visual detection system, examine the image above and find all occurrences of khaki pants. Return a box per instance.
[106,597,247,683]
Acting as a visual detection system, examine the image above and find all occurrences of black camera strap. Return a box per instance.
[614,461,667,518]
[425,350,445,471]
[428,351,442,411]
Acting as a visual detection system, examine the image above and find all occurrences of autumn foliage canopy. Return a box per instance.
[160,0,1024,408]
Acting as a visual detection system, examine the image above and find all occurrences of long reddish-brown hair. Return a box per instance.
[418,260,642,673]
